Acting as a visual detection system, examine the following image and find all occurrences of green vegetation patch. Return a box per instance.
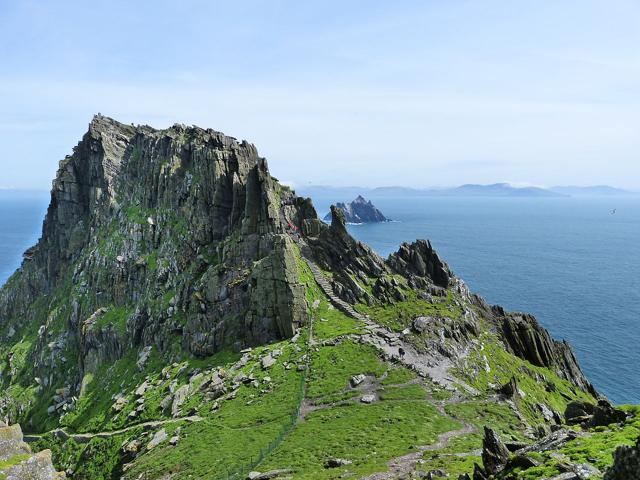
[356,290,462,332]
[454,335,596,426]
[446,400,526,442]
[94,306,132,333]
[307,341,386,399]
[258,399,460,479]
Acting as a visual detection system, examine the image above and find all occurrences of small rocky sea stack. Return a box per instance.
[323,195,390,223]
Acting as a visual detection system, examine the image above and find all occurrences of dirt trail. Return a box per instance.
[24,415,204,444]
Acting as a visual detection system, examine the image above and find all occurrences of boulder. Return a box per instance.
[480,427,510,476]
[604,436,640,480]
[565,400,626,427]
[324,458,352,468]
[147,429,168,450]
[171,384,190,417]
[350,374,366,387]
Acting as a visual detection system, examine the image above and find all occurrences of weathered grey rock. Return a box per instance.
[0,423,65,479]
[171,384,190,417]
[497,309,596,394]
[478,427,510,477]
[323,196,389,223]
[388,240,453,289]
[350,374,366,387]
[261,354,276,370]
[147,429,168,450]
[604,436,640,480]
[247,470,293,479]
[360,394,376,404]
[136,346,152,371]
[497,376,519,398]
[412,316,432,333]
[324,458,352,468]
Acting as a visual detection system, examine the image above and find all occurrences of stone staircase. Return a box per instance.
[299,249,369,322]
[0,421,65,479]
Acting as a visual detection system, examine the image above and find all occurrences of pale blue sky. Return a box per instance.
[1,1,639,190]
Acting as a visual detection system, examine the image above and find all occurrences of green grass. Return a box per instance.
[94,306,132,333]
[123,205,151,225]
[258,399,460,479]
[381,365,418,386]
[419,452,481,478]
[446,400,526,442]
[307,341,387,398]
[355,290,462,331]
[0,454,31,470]
[124,341,307,479]
[454,334,596,426]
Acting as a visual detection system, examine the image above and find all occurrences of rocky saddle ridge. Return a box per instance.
[0,115,635,479]
[323,195,389,223]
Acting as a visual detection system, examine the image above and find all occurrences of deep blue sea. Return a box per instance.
[0,191,49,285]
[1,190,638,404]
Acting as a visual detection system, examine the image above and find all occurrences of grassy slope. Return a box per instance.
[11,246,640,479]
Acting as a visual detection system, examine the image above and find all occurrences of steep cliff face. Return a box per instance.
[0,115,311,423]
[0,116,612,480]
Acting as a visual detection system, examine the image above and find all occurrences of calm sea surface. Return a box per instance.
[1,191,638,404]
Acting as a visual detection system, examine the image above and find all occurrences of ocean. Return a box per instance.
[0,191,49,285]
[1,190,638,404]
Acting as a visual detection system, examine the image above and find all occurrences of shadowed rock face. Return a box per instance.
[474,426,511,479]
[495,308,596,396]
[605,436,640,480]
[388,239,453,289]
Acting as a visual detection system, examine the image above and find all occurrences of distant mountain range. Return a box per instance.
[297,183,638,199]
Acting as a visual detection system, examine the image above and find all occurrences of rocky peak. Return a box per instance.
[323,195,389,223]
[388,239,453,289]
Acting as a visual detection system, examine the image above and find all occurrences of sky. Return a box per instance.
[0,0,639,190]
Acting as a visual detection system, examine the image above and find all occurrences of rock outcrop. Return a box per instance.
[388,239,453,289]
[473,427,510,479]
[565,399,627,427]
[604,436,640,480]
[0,421,65,479]
[495,308,596,394]
[0,115,312,420]
[323,195,389,223]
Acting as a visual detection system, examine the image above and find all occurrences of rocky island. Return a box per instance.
[0,115,637,479]
[323,195,389,223]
